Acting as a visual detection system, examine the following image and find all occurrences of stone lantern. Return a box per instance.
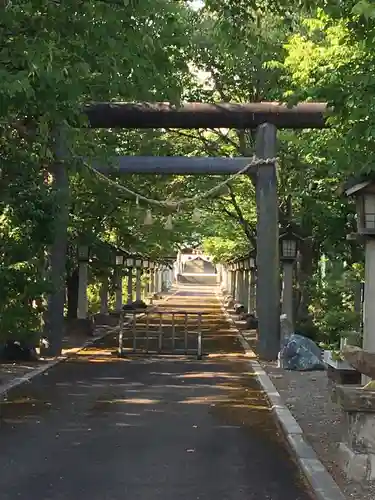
[279,228,301,328]
[279,230,299,262]
[332,177,375,483]
[344,176,375,356]
[115,254,124,266]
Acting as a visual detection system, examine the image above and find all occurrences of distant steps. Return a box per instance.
[177,273,218,285]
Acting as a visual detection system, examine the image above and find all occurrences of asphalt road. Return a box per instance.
[0,286,312,500]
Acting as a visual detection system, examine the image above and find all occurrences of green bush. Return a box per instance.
[0,263,49,343]
[308,261,362,346]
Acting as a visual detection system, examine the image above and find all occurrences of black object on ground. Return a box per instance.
[0,340,38,362]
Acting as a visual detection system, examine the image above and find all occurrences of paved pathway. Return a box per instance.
[0,285,311,500]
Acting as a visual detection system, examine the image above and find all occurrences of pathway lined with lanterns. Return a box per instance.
[0,284,311,500]
[76,250,175,320]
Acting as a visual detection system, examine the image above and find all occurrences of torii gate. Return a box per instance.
[47,101,328,359]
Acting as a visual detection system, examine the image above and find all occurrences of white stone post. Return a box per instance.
[135,267,142,301]
[237,269,244,304]
[249,268,256,314]
[227,268,230,292]
[159,267,164,292]
[168,268,173,288]
[126,267,133,304]
[231,270,236,297]
[235,270,240,302]
[77,254,88,319]
[167,268,171,289]
[150,268,155,295]
[115,268,123,312]
[242,269,247,304]
[158,268,163,293]
[99,277,108,314]
[363,240,375,383]
[160,267,164,291]
[177,252,182,275]
[243,270,250,312]
[281,262,294,326]
[155,267,160,293]
[220,265,225,290]
[219,264,223,288]
[216,263,221,285]
[161,267,167,291]
[145,271,150,297]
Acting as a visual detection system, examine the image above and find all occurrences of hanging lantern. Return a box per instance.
[192,208,201,223]
[116,254,124,266]
[279,228,300,262]
[164,215,173,230]
[143,209,153,226]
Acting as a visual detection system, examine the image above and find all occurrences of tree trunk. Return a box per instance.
[42,126,70,356]
[296,238,318,324]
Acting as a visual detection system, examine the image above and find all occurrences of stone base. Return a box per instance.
[327,365,362,385]
[336,385,375,483]
[65,318,94,336]
[338,442,375,482]
[225,298,235,309]
[93,314,119,327]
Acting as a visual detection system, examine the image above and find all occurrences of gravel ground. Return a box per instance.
[260,360,375,500]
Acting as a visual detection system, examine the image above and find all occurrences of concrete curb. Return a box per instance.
[216,291,346,500]
[0,288,180,398]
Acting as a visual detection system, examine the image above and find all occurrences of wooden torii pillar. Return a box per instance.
[46,101,328,358]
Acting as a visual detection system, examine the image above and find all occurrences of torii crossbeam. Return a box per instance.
[84,101,328,129]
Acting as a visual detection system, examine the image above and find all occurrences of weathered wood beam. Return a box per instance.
[255,123,280,361]
[92,156,254,175]
[84,102,329,130]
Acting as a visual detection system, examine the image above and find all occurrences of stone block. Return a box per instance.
[225,298,235,309]
[234,303,245,314]
[369,454,375,480]
[335,384,375,412]
[338,442,368,482]
[345,411,375,454]
[343,345,375,379]
[327,365,361,385]
[336,385,375,483]
[93,314,119,327]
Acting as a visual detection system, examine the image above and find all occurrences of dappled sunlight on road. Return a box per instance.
[95,398,161,405]
[0,285,311,500]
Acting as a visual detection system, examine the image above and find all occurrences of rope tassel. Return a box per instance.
[143,209,153,225]
[164,215,173,230]
[192,208,201,222]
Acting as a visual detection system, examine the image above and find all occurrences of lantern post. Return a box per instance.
[279,229,300,328]
[344,178,375,367]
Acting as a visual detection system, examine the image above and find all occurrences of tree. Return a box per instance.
[0,0,196,353]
